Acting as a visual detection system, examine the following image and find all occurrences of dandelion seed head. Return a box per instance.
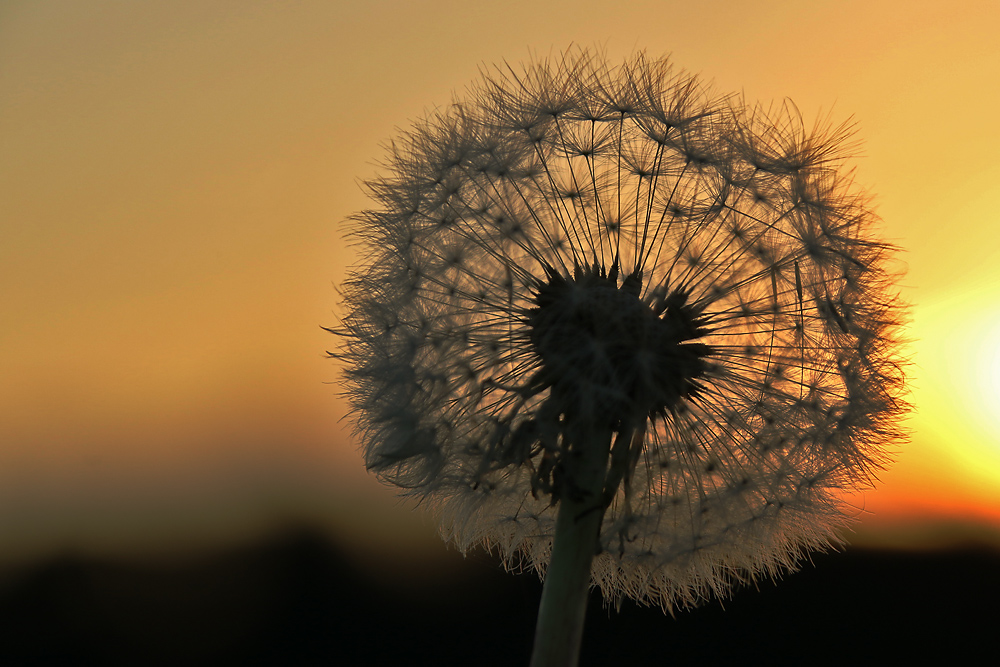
[337,48,907,611]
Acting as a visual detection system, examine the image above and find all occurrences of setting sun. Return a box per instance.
[910,295,1000,502]
[956,306,1000,435]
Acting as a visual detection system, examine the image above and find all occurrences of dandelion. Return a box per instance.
[334,48,906,666]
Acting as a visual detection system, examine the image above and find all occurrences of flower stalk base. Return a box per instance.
[529,426,611,667]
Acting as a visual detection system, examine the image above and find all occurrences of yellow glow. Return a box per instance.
[968,314,1000,433]
[914,294,1000,463]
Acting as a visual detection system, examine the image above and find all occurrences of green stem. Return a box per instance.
[529,425,611,667]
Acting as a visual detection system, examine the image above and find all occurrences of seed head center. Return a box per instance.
[528,266,712,422]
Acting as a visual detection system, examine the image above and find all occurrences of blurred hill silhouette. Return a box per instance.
[1,528,996,666]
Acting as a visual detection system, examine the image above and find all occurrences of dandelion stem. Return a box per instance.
[530,424,611,667]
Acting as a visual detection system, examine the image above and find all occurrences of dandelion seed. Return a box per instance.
[335,48,907,667]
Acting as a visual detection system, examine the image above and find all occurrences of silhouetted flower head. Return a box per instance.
[337,49,906,610]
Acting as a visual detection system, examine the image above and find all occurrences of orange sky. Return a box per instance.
[2,0,1000,571]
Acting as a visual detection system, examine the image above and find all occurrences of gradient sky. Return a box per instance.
[2,0,1000,571]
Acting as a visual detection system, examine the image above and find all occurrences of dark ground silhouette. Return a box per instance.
[1,529,996,666]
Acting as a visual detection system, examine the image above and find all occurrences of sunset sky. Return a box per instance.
[2,0,1000,574]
